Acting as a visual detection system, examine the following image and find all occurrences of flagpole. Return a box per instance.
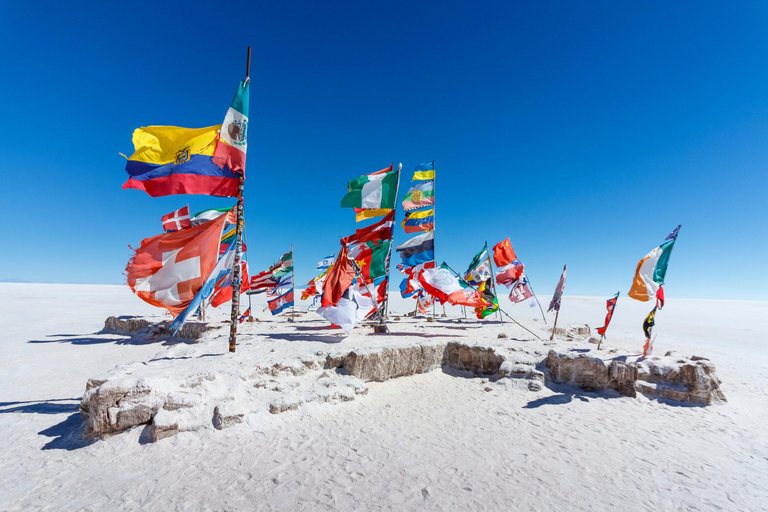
[380,163,401,327]
[350,259,388,333]
[431,160,437,320]
[597,291,619,350]
[442,262,540,340]
[290,243,295,322]
[484,241,503,324]
[228,46,250,354]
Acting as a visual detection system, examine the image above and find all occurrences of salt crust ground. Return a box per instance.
[1,283,767,511]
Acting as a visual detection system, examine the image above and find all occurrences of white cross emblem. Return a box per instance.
[134,248,201,306]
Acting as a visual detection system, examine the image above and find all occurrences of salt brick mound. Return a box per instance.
[79,316,727,443]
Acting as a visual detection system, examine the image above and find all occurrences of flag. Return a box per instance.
[474,279,499,319]
[317,283,376,333]
[402,181,435,211]
[169,236,237,332]
[643,307,656,357]
[643,336,655,357]
[321,245,357,307]
[496,259,525,287]
[509,275,534,303]
[412,161,435,181]
[266,275,293,295]
[628,237,676,302]
[418,265,487,307]
[268,289,294,315]
[656,285,665,310]
[348,240,391,283]
[354,208,392,222]
[126,214,228,316]
[400,273,422,298]
[238,307,251,323]
[464,246,492,286]
[161,206,191,232]
[596,293,619,336]
[417,292,433,314]
[249,270,278,291]
[396,231,435,268]
[401,208,434,233]
[209,259,249,308]
[493,238,518,267]
[191,207,233,226]
[548,265,567,312]
[665,225,680,241]
[341,211,395,246]
[212,79,249,173]
[317,254,335,271]
[271,250,293,278]
[340,165,398,209]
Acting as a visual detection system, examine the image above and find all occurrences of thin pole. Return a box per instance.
[290,244,295,322]
[381,163,401,323]
[484,241,503,325]
[350,258,387,331]
[442,262,540,340]
[431,160,437,319]
[550,308,560,341]
[524,276,548,324]
[228,46,250,353]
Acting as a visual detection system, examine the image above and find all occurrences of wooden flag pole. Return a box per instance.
[290,243,295,322]
[228,46,250,353]
[549,308,560,341]
[380,163,401,326]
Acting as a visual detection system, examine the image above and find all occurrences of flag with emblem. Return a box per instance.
[212,79,249,173]
[268,289,294,315]
[340,165,398,209]
[418,265,486,307]
[161,206,191,232]
[401,181,435,211]
[464,245,492,286]
[126,214,228,316]
[401,208,434,233]
[348,240,391,283]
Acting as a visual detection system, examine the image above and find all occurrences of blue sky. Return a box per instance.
[1,1,766,300]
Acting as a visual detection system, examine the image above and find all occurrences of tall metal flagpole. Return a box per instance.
[228,46,250,353]
[431,160,437,319]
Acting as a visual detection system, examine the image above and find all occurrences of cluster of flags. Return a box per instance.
[247,250,295,316]
[121,76,251,334]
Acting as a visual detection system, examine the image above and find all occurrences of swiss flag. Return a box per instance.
[127,214,227,315]
[161,206,192,232]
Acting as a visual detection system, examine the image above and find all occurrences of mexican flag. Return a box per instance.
[628,238,676,302]
[341,166,399,209]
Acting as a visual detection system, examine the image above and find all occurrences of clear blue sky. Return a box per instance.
[1,1,766,300]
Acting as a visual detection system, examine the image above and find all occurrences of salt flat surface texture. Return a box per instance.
[1,283,767,511]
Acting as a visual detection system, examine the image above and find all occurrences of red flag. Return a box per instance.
[161,206,191,232]
[321,245,357,307]
[341,211,395,246]
[209,260,249,308]
[126,214,227,315]
[656,285,665,310]
[496,260,524,286]
[250,270,277,291]
[596,294,619,336]
[493,238,518,267]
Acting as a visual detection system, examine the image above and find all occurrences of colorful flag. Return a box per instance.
[161,206,191,232]
[191,207,234,226]
[401,181,435,211]
[354,208,392,222]
[266,275,293,295]
[317,282,376,333]
[127,214,228,316]
[665,225,680,241]
[169,236,238,332]
[348,240,391,283]
[209,259,249,308]
[496,259,525,287]
[396,231,435,268]
[464,246,492,286]
[412,161,435,181]
[401,208,434,233]
[341,211,395,246]
[321,245,357,308]
[417,292,433,314]
[238,307,251,323]
[340,165,398,209]
[596,293,619,336]
[628,237,676,302]
[474,279,499,319]
[642,307,657,353]
[212,79,249,173]
[656,285,665,310]
[548,265,567,313]
[643,336,655,357]
[493,238,518,268]
[249,270,278,291]
[418,265,487,307]
[268,289,294,315]
[317,254,335,271]
[271,250,293,278]
[509,275,534,303]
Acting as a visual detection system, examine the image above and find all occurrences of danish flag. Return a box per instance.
[127,214,227,315]
[161,206,191,232]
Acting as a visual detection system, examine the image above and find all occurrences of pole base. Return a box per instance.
[373,324,388,334]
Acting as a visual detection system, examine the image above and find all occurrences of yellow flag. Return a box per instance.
[128,125,221,165]
[355,208,392,222]
[412,169,435,180]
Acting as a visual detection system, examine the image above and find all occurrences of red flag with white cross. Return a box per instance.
[127,214,227,315]
[161,206,191,232]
